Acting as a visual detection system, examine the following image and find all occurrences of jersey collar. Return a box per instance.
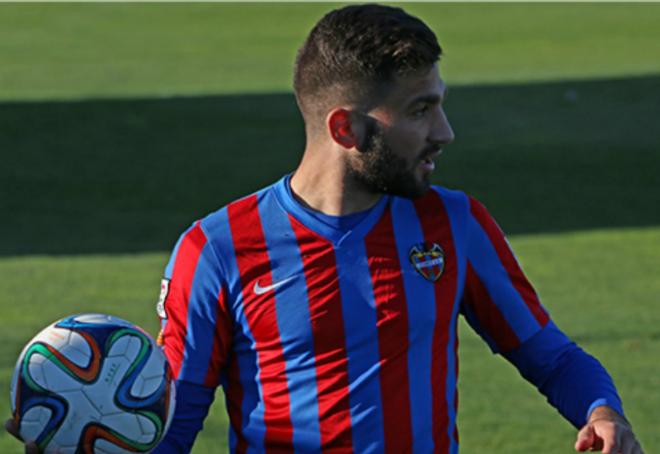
[272,174,391,246]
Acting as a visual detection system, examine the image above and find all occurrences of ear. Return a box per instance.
[327,109,357,149]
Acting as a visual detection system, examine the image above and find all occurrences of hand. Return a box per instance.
[575,406,643,454]
[4,418,40,454]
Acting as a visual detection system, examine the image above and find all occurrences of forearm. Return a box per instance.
[538,345,623,427]
[505,321,623,428]
[152,380,216,454]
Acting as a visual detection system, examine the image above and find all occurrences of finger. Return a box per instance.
[631,440,644,454]
[26,441,39,454]
[4,418,21,440]
[5,419,40,454]
[591,438,604,452]
[600,431,618,454]
[590,421,618,454]
[575,425,596,452]
[620,435,635,454]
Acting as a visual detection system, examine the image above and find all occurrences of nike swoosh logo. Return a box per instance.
[253,275,297,295]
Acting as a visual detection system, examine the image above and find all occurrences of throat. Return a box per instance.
[289,170,383,216]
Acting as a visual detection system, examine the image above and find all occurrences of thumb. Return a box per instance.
[4,418,21,439]
[575,424,596,452]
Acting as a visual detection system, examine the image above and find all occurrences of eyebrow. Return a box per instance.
[408,87,449,107]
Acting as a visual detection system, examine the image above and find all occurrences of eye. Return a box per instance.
[412,104,430,117]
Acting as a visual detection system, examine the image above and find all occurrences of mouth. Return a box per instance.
[419,149,441,171]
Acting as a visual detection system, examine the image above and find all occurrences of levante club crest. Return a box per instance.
[409,243,445,282]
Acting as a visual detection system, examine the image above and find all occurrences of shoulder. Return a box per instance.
[427,186,493,222]
[400,186,496,239]
[431,185,470,207]
[196,182,277,244]
[402,185,472,218]
[165,183,277,280]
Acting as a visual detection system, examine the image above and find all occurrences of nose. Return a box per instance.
[429,107,455,147]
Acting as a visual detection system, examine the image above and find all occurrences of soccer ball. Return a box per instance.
[9,313,176,454]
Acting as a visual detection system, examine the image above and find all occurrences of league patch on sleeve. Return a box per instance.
[156,278,170,319]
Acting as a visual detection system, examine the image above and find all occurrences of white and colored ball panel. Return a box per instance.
[10,313,176,454]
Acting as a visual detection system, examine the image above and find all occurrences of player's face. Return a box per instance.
[348,65,454,198]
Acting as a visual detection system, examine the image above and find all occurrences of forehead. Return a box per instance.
[377,64,445,110]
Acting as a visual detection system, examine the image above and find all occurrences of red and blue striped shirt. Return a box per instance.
[155,176,622,453]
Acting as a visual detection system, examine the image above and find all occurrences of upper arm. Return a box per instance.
[460,197,550,354]
[158,220,233,388]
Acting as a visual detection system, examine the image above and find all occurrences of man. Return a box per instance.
[6,4,643,454]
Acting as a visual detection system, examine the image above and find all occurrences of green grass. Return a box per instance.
[1,228,658,453]
[1,2,659,453]
[458,227,660,453]
[0,3,659,100]
[2,75,659,256]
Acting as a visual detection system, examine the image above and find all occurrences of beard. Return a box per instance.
[347,124,435,199]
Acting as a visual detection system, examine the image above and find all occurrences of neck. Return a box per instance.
[290,144,382,216]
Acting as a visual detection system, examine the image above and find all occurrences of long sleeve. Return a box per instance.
[460,197,623,428]
[460,196,550,353]
[504,321,623,428]
[153,380,216,453]
[153,220,234,452]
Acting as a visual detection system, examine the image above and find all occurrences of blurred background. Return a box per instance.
[1,3,659,453]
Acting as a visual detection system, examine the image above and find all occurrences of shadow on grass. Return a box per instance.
[2,74,659,255]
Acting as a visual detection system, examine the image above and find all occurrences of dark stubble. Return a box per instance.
[347,123,433,199]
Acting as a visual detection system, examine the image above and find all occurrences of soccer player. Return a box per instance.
[5,4,644,454]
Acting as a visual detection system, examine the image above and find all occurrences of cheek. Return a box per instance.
[386,124,427,156]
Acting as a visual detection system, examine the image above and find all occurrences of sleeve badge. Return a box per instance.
[156,278,170,319]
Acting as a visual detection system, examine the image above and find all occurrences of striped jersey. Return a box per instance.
[158,176,550,454]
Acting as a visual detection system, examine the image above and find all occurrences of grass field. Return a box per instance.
[1,3,659,453]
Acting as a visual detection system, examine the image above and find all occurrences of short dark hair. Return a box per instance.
[293,4,442,125]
